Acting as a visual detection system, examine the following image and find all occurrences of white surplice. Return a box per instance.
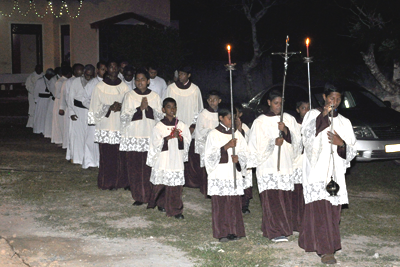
[205,125,250,196]
[164,82,203,128]
[194,108,219,167]
[146,120,191,186]
[88,81,130,144]
[149,76,167,99]
[43,76,57,138]
[120,89,163,152]
[301,109,357,206]
[247,113,301,193]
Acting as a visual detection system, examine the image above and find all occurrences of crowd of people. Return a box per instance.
[25,60,357,265]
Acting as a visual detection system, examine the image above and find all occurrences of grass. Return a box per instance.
[1,123,400,266]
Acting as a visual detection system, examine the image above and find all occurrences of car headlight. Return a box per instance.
[353,126,375,139]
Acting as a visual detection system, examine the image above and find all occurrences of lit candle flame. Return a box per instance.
[306,38,310,47]
[227,45,231,51]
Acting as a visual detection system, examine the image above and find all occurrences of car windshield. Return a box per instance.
[314,90,387,109]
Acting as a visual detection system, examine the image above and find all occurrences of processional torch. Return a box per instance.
[225,44,237,189]
[304,38,312,109]
[271,36,301,171]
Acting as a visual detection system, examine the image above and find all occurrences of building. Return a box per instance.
[0,0,170,91]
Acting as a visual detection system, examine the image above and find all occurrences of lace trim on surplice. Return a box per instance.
[119,137,149,152]
[303,181,348,206]
[257,173,294,193]
[88,104,110,125]
[150,169,185,186]
[94,129,121,144]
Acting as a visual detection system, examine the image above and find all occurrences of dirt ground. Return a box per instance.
[1,109,400,266]
[0,202,195,267]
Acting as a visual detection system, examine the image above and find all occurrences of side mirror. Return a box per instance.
[383,101,391,108]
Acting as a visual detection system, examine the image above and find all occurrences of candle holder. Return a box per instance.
[225,63,236,71]
[303,56,313,64]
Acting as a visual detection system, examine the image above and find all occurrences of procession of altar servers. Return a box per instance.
[25,61,357,264]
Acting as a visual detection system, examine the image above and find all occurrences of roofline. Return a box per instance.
[90,12,168,29]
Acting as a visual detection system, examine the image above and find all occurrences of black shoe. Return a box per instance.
[242,208,251,214]
[158,206,166,212]
[174,214,184,219]
[132,201,143,206]
[219,237,229,242]
[124,186,131,191]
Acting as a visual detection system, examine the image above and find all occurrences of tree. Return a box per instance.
[338,0,400,109]
[241,0,278,98]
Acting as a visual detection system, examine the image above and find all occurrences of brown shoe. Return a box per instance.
[321,254,337,264]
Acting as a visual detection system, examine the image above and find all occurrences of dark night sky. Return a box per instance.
[170,0,400,67]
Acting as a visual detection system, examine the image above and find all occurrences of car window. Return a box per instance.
[314,90,387,109]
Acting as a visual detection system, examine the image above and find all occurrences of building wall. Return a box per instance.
[0,0,170,75]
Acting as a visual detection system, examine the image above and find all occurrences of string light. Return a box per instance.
[0,0,83,19]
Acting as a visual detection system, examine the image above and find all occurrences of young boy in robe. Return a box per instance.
[147,65,167,99]
[205,105,250,242]
[146,97,191,219]
[120,68,163,205]
[291,100,310,232]
[164,66,204,188]
[234,103,253,214]
[122,65,135,90]
[194,90,222,197]
[299,83,356,264]
[248,89,301,243]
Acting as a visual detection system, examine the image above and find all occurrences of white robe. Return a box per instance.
[247,113,301,193]
[88,81,130,144]
[81,77,102,169]
[51,76,68,144]
[60,76,78,153]
[33,76,51,134]
[205,126,250,196]
[292,121,304,184]
[164,82,203,128]
[149,76,167,99]
[241,123,253,189]
[25,71,43,128]
[194,108,219,167]
[120,89,163,151]
[122,79,135,90]
[68,77,92,164]
[43,76,57,138]
[146,120,191,186]
[301,109,357,206]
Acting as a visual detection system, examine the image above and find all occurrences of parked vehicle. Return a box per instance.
[241,82,400,161]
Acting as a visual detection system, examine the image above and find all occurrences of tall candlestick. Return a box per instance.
[227,45,231,65]
[306,38,310,58]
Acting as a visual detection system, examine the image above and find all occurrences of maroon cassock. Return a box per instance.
[184,139,202,188]
[298,200,342,255]
[148,185,183,217]
[292,183,305,232]
[98,143,127,190]
[260,189,293,239]
[126,151,152,203]
[211,195,245,239]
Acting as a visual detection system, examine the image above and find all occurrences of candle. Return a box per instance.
[306,38,310,58]
[227,45,231,65]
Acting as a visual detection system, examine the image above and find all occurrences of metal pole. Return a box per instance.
[226,63,237,189]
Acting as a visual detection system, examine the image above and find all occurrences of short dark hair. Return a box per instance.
[234,102,244,113]
[148,64,159,71]
[207,90,221,99]
[96,61,107,69]
[268,89,282,101]
[106,60,118,68]
[324,82,343,97]
[218,103,236,118]
[178,65,192,74]
[296,100,309,109]
[163,97,177,108]
[61,66,72,76]
[72,63,84,71]
[134,67,150,80]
